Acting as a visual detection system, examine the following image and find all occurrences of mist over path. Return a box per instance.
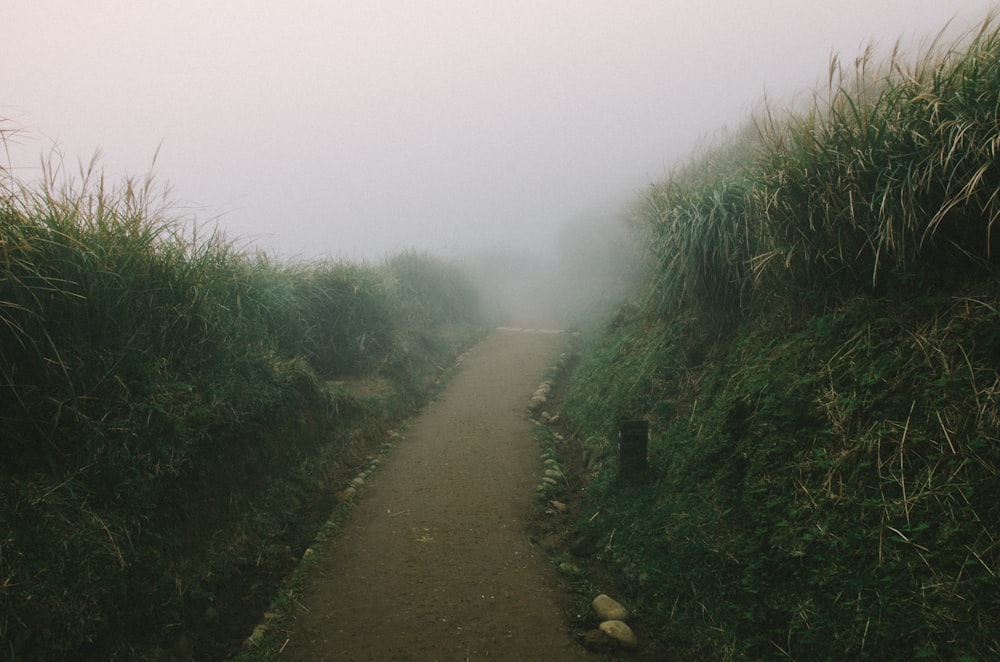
[280,327,582,660]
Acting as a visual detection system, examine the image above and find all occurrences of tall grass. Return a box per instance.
[643,14,1000,321]
[0,147,483,658]
[564,12,1000,660]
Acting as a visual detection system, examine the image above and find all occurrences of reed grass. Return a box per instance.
[565,11,1000,660]
[643,14,1000,321]
[0,145,483,659]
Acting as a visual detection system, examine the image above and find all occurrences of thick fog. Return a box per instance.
[3,1,995,320]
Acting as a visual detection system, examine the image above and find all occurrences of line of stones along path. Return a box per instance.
[279,327,586,661]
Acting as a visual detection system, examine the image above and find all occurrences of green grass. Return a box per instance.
[564,12,1000,661]
[640,14,1000,324]
[0,151,484,659]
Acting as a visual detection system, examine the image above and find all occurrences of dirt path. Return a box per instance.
[279,327,587,661]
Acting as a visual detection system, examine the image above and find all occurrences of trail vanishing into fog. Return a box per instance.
[280,327,583,661]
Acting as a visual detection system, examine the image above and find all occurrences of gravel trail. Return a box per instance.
[280,327,585,661]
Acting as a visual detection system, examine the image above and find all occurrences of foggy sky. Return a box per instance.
[3,1,995,260]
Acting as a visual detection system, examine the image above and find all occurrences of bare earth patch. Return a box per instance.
[278,327,589,660]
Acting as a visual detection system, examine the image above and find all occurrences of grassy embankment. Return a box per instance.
[564,16,999,660]
[0,156,483,659]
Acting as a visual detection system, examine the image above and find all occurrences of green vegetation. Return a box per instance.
[564,15,999,660]
[0,154,483,659]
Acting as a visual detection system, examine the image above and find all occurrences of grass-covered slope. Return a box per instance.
[564,16,1000,660]
[0,159,483,659]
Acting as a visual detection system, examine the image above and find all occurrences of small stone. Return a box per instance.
[337,487,357,503]
[541,476,558,486]
[243,624,268,648]
[351,476,365,488]
[544,469,561,478]
[548,500,568,513]
[592,594,630,622]
[599,620,638,650]
[543,458,559,467]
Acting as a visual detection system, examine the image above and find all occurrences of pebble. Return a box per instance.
[599,620,638,649]
[592,594,630,621]
[243,624,268,648]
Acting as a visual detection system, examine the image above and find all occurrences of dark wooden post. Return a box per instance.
[618,420,648,479]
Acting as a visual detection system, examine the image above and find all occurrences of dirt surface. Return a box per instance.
[278,327,591,661]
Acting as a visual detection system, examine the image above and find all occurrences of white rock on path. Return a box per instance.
[592,593,630,621]
[599,620,638,650]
